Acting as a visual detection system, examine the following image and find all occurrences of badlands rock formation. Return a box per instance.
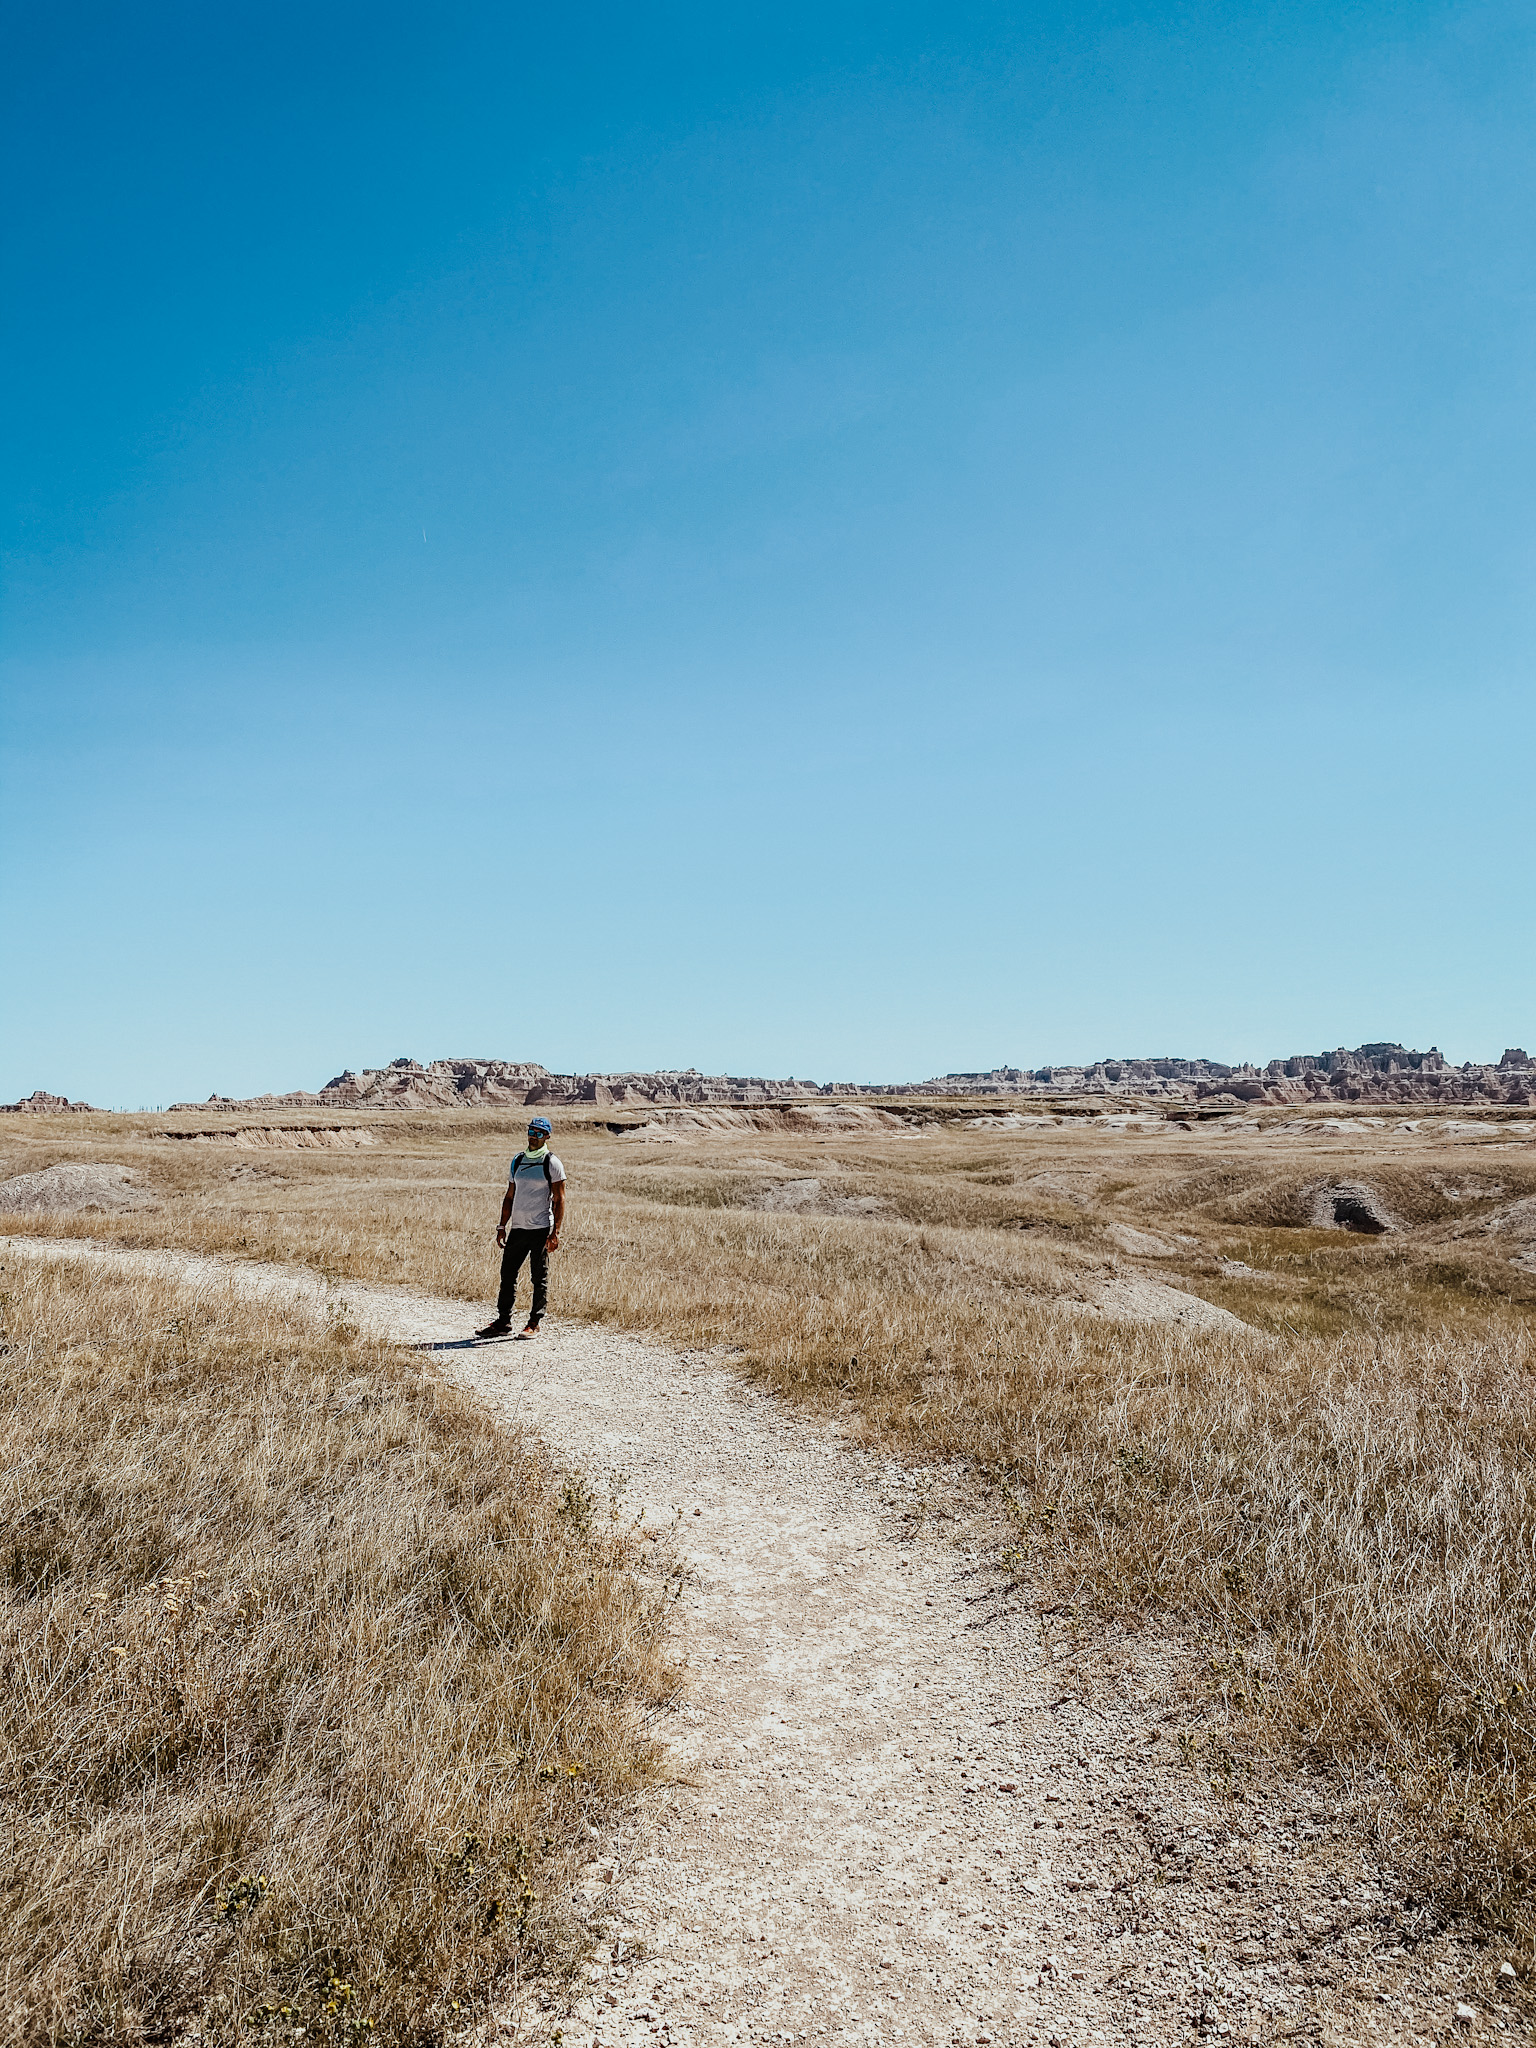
[171,1058,828,1114]
[1192,1043,1536,1107]
[166,1042,1536,1114]
[893,1044,1536,1106]
[0,1091,98,1114]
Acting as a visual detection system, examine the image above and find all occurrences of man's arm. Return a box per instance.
[495,1186,514,1246]
[548,1179,565,1251]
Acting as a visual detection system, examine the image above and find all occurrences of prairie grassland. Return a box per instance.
[0,1252,674,2048]
[6,1106,1536,1928]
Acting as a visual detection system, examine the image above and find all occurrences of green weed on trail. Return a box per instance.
[0,1258,675,2047]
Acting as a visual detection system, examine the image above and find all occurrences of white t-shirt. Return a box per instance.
[507,1149,566,1230]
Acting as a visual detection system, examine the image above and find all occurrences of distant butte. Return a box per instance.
[166,1044,1536,1113]
[0,1090,98,1114]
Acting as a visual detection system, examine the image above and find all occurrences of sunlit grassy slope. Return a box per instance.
[6,1101,1536,1938]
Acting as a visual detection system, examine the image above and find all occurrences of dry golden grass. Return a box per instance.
[0,1252,674,2047]
[6,1105,1536,1931]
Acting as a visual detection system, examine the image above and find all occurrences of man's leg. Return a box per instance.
[497,1232,534,1322]
[526,1229,551,1327]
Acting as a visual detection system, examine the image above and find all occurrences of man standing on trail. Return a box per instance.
[475,1116,566,1340]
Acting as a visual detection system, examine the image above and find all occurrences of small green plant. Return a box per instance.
[560,1474,597,1532]
[1114,1443,1169,1496]
[433,1834,482,1884]
[215,1874,267,1920]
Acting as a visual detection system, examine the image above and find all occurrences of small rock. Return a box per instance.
[1455,2003,1477,2026]
[1500,1963,1517,1981]
[998,1780,1018,1793]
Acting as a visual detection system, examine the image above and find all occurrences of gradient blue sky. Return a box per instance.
[4,2,1533,1106]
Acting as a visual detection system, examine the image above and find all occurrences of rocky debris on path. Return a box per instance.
[515,1390,1504,2048]
[0,1090,98,1114]
[0,1162,154,1211]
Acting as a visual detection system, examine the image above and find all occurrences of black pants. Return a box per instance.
[497,1228,550,1324]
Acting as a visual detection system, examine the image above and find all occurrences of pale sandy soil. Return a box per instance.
[2,1236,1523,2048]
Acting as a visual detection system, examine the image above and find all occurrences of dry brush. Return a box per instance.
[6,1107,1536,1938]
[0,1254,674,2046]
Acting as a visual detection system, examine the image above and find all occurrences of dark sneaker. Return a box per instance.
[475,1318,512,1339]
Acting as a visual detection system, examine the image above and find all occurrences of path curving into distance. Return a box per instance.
[1,1236,1489,2048]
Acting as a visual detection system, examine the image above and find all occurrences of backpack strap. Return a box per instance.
[544,1153,553,1183]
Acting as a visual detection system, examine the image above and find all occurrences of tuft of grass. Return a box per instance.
[0,1256,673,2047]
[971,1311,1536,1924]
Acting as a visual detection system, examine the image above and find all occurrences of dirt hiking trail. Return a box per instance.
[1,1238,1508,2048]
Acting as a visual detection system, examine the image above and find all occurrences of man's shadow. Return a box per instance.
[412,1334,517,1354]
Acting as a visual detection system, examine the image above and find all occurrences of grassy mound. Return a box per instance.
[0,1256,674,2046]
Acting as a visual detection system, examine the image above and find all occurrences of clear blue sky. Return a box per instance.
[3,2,1532,1106]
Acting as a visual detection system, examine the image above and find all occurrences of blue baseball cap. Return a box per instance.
[527,1115,553,1135]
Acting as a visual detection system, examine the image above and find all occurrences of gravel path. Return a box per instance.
[2,1237,1511,2048]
